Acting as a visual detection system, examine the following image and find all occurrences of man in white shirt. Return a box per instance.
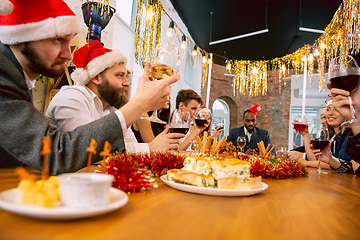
[46,40,184,155]
[0,0,180,173]
[175,89,209,150]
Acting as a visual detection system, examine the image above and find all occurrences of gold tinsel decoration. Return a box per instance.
[134,0,162,68]
[133,0,360,96]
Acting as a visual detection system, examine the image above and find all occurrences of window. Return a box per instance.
[115,0,135,27]
[211,99,230,139]
[289,107,321,149]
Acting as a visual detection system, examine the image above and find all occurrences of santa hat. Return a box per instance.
[0,0,80,45]
[319,107,326,116]
[249,104,261,116]
[325,98,333,107]
[71,40,128,85]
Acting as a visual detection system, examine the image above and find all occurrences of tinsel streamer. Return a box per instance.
[97,152,185,193]
[202,60,209,89]
[97,153,155,194]
[134,0,162,68]
[247,157,308,179]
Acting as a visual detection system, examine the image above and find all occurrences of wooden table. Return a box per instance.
[0,167,359,240]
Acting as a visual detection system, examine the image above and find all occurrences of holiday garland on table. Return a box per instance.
[238,154,308,179]
[97,151,307,194]
[96,152,185,194]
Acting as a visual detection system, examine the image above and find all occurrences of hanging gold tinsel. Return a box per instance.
[133,0,360,96]
[134,0,162,68]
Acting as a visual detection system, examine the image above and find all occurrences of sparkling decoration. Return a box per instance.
[134,0,162,68]
[134,0,360,96]
[97,152,185,193]
[238,154,308,179]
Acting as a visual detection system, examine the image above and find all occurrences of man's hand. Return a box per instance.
[148,126,184,154]
[245,148,257,155]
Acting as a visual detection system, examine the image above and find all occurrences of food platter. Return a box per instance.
[160,175,268,197]
[0,187,128,220]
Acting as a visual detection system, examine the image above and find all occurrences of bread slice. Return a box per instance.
[217,176,262,189]
[167,169,215,188]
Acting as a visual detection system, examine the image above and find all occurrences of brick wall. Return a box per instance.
[202,63,293,148]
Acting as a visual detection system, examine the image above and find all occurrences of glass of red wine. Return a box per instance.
[194,107,211,127]
[141,43,180,124]
[329,55,360,127]
[168,109,190,134]
[310,127,330,174]
[292,115,307,147]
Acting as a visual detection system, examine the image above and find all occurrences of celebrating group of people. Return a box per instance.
[0,0,359,177]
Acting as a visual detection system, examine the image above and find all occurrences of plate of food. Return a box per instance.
[0,187,128,220]
[161,175,268,196]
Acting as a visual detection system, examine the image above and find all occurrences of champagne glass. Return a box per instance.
[194,107,211,127]
[237,136,246,153]
[168,109,190,134]
[328,55,360,127]
[276,147,288,158]
[141,43,180,124]
[292,115,307,147]
[310,127,330,174]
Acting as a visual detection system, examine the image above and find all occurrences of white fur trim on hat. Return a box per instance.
[70,68,90,85]
[319,107,326,116]
[326,99,333,107]
[71,50,128,85]
[0,15,80,45]
[0,0,14,15]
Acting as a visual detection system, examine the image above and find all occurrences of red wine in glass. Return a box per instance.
[330,75,360,92]
[195,119,207,127]
[169,128,189,134]
[311,140,329,151]
[294,123,306,132]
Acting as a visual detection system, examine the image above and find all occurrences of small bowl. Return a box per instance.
[57,173,114,207]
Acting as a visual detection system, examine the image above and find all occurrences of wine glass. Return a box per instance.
[168,109,190,134]
[310,127,330,174]
[194,107,211,127]
[292,115,307,147]
[276,147,288,158]
[141,43,180,124]
[328,55,360,127]
[237,136,246,153]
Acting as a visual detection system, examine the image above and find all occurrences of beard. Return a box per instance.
[21,42,66,79]
[98,75,128,109]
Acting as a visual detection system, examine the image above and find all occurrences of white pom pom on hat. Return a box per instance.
[0,0,14,15]
[249,104,261,116]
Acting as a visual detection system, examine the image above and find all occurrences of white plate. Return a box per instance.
[0,188,128,220]
[161,175,268,196]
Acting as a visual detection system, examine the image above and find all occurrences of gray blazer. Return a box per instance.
[0,43,125,174]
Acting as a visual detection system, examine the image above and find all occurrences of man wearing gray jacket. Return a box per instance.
[0,0,179,174]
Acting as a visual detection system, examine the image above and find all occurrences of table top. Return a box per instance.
[0,166,359,240]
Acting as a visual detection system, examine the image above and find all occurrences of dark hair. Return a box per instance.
[175,89,203,109]
[243,109,255,119]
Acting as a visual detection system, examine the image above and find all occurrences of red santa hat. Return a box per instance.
[249,104,261,116]
[319,106,326,116]
[325,98,333,107]
[71,40,128,85]
[0,0,80,45]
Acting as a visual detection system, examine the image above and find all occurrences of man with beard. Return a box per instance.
[0,0,180,173]
[226,104,275,156]
[46,40,183,155]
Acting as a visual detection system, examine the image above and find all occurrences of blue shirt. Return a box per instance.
[331,128,352,162]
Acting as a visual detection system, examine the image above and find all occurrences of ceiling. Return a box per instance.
[169,0,343,65]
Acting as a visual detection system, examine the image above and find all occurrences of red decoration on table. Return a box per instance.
[97,152,185,193]
[247,156,308,179]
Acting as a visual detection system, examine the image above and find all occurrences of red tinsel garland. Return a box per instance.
[239,155,308,179]
[97,152,185,194]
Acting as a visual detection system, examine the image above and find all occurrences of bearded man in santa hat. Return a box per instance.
[226,104,275,156]
[0,0,179,174]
